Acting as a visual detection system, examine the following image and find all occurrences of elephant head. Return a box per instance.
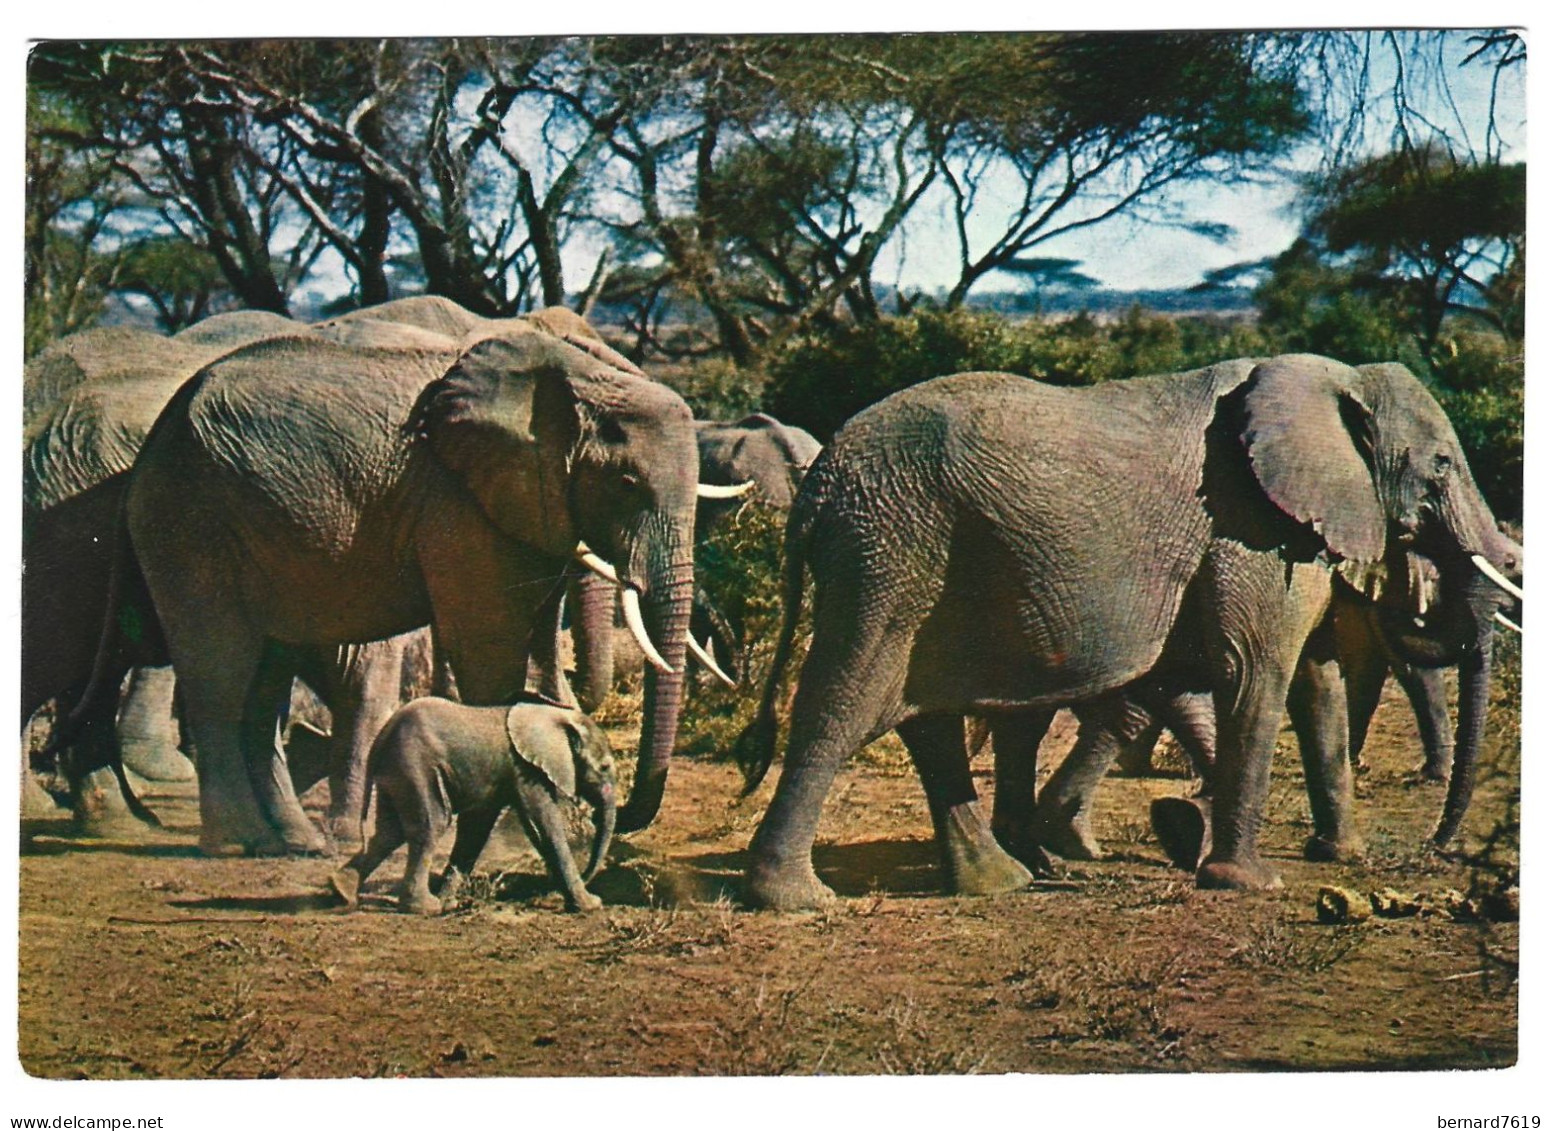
[507,705,617,882]
[412,332,700,832]
[1235,354,1520,845]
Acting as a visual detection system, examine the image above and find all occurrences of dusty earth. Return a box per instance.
[18,664,1519,1079]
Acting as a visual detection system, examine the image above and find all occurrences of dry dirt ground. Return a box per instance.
[18,675,1518,1079]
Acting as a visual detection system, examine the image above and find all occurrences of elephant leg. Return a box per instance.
[568,573,617,714]
[242,643,326,855]
[987,710,1055,866]
[1110,711,1166,777]
[1029,703,1136,862]
[323,639,406,849]
[62,703,155,837]
[1156,691,1217,790]
[437,800,503,903]
[898,714,1033,896]
[1332,603,1389,774]
[117,666,195,783]
[330,797,405,909]
[527,584,576,708]
[745,598,916,911]
[1197,557,1332,891]
[1394,663,1453,781]
[1287,613,1363,863]
[399,804,450,916]
[515,784,601,913]
[176,654,286,856]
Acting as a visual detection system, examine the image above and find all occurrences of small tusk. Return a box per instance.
[686,635,736,687]
[1471,554,1523,602]
[1494,611,1522,634]
[621,587,676,675]
[697,480,756,500]
[574,542,620,586]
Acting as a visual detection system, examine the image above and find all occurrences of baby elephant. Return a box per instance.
[328,697,617,914]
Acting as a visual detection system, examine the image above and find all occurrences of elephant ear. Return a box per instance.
[413,335,584,553]
[1239,355,1387,564]
[506,705,576,800]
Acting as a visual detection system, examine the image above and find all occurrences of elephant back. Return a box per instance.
[23,327,177,432]
[320,295,489,340]
[173,310,310,350]
[176,335,460,521]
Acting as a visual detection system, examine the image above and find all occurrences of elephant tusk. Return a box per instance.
[686,634,737,688]
[697,480,756,500]
[573,543,621,587]
[621,586,676,675]
[1495,611,1522,634]
[1471,554,1523,602]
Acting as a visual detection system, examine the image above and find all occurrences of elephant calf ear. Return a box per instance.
[506,706,577,800]
[1239,355,1387,565]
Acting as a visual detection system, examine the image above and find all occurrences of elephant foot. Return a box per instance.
[119,742,197,783]
[328,868,361,909]
[942,802,1034,896]
[565,889,604,914]
[75,810,159,840]
[1196,856,1283,892]
[1150,796,1210,872]
[1420,759,1450,783]
[400,889,443,916]
[1304,834,1365,863]
[327,814,365,856]
[434,867,466,903]
[1029,810,1106,861]
[273,812,329,857]
[744,859,837,912]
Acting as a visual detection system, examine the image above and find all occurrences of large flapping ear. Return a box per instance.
[412,335,584,550]
[1239,354,1387,565]
[506,705,577,800]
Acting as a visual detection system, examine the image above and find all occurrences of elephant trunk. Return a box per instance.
[569,572,618,714]
[616,533,695,833]
[584,782,616,882]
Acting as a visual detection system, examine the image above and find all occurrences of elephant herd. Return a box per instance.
[21,299,1522,915]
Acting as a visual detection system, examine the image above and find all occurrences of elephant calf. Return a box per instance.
[328,697,616,914]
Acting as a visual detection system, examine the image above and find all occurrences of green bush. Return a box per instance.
[763,307,1274,441]
[677,501,810,761]
[1430,332,1523,522]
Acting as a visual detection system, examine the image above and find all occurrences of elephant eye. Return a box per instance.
[1433,452,1453,474]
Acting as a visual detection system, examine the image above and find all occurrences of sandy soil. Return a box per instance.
[18,674,1518,1079]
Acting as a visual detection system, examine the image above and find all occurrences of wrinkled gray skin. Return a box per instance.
[119,329,698,856]
[23,330,252,830]
[736,355,1519,909]
[328,697,616,914]
[22,316,445,839]
[571,412,822,712]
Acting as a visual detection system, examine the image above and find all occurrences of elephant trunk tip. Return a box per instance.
[615,772,666,835]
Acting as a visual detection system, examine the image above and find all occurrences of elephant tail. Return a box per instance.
[43,506,140,761]
[731,498,812,795]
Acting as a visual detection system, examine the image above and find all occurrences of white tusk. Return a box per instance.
[573,542,620,586]
[1471,554,1523,602]
[1495,611,1522,634]
[621,587,676,675]
[697,480,756,500]
[686,635,736,687]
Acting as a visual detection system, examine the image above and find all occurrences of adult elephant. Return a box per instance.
[24,316,455,837]
[570,412,818,713]
[114,329,704,854]
[734,355,1520,909]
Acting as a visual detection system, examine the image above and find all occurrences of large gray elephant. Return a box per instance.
[329,695,616,915]
[734,354,1520,909]
[570,412,819,714]
[110,329,702,855]
[22,316,446,837]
